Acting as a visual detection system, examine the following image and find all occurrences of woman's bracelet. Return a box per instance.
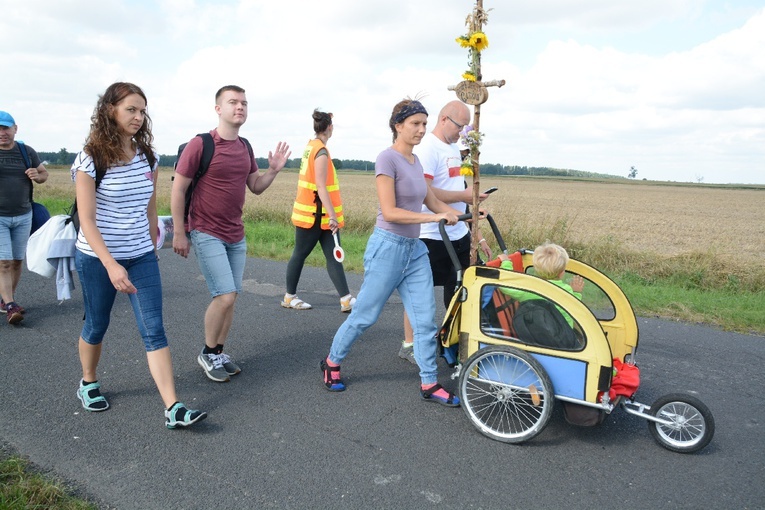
[479,238,487,244]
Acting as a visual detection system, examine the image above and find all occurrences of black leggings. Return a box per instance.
[285,220,350,297]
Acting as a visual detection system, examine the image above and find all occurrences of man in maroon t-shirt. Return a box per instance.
[171,85,291,383]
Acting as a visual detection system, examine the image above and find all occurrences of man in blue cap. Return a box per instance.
[0,111,48,325]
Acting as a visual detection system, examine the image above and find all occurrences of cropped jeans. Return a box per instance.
[76,250,168,351]
[329,227,439,385]
[190,230,246,297]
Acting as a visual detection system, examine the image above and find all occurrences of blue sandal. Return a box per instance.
[77,380,110,412]
[420,384,460,407]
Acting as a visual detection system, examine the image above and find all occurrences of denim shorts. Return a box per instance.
[190,230,247,297]
[0,211,33,260]
[76,250,168,351]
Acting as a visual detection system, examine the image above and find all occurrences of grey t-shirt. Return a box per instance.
[374,147,428,238]
[0,143,42,216]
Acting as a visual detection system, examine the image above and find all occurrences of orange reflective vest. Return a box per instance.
[291,139,344,229]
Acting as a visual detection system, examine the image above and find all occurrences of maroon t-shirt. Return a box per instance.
[176,129,258,243]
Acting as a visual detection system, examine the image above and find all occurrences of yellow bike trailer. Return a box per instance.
[437,214,714,453]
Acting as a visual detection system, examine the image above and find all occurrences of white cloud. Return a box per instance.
[1,0,763,183]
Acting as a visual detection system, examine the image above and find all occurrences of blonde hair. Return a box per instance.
[532,243,569,280]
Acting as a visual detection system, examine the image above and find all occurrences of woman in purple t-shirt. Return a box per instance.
[321,98,464,407]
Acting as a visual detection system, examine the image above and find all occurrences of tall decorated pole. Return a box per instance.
[450,0,505,264]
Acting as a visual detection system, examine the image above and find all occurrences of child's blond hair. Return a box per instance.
[532,243,569,280]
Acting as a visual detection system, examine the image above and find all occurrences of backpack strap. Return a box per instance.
[240,136,255,167]
[193,133,215,183]
[68,159,108,230]
[181,133,215,223]
[17,141,32,169]
[144,148,157,170]
[17,142,34,202]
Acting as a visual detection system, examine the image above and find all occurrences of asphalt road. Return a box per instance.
[1,252,764,509]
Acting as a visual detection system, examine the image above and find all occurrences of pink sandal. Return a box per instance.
[320,360,346,391]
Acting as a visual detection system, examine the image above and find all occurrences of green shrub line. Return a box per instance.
[239,217,765,335]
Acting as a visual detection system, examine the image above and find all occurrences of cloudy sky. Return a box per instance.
[2,0,763,183]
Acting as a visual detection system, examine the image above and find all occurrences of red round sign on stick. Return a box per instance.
[332,232,345,263]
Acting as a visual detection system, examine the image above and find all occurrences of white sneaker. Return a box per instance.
[340,295,356,313]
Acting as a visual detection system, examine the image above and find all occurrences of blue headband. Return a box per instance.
[394,101,428,124]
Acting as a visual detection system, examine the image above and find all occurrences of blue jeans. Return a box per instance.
[190,230,246,297]
[0,211,33,260]
[329,228,439,384]
[76,250,168,351]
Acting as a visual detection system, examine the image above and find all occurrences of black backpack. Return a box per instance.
[511,299,579,350]
[174,133,254,227]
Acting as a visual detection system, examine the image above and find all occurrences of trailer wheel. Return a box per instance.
[648,393,715,453]
[459,345,554,443]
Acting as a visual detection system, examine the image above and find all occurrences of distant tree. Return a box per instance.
[56,147,69,164]
[159,154,176,167]
[696,175,704,183]
[332,158,343,170]
[337,159,375,171]
[628,166,638,179]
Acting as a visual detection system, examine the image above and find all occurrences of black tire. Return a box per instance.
[458,345,554,443]
[648,393,715,453]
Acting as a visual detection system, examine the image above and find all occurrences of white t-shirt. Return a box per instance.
[415,132,469,241]
[72,150,157,260]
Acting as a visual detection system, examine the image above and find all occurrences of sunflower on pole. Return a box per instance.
[449,0,505,264]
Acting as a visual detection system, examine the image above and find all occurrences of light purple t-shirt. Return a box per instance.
[374,147,428,238]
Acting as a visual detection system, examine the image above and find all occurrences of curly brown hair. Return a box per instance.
[84,82,155,172]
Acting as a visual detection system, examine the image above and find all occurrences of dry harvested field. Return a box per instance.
[237,171,765,265]
[45,167,765,268]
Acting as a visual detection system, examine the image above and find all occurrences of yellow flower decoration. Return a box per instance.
[469,32,489,52]
[460,156,474,176]
[455,36,471,48]
[462,71,477,82]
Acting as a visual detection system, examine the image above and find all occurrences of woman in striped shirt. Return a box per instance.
[71,82,206,429]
